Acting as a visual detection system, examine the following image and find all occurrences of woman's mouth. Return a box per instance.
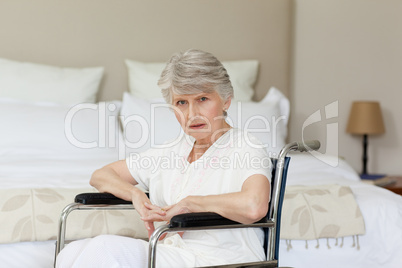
[189,123,206,129]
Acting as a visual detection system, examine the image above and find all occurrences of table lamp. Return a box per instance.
[346,101,385,179]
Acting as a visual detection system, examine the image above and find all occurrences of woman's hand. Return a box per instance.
[162,201,192,220]
[142,198,191,223]
[142,201,189,239]
[131,191,166,238]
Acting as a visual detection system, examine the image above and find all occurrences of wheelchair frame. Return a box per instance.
[54,140,320,268]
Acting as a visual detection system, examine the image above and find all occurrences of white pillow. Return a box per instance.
[119,92,183,155]
[0,58,104,105]
[0,98,120,153]
[227,87,289,156]
[125,59,258,101]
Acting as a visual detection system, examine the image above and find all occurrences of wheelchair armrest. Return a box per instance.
[169,212,270,228]
[169,212,237,228]
[75,193,132,205]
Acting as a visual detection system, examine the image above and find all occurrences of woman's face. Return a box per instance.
[172,90,231,144]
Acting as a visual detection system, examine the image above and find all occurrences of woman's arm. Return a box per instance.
[186,174,270,224]
[143,174,270,225]
[90,160,166,236]
[90,160,141,201]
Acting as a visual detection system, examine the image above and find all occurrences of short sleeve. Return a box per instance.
[125,147,164,191]
[233,133,272,187]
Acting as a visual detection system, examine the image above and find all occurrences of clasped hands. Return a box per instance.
[138,199,189,239]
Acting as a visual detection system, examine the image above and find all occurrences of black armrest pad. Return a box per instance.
[169,212,238,228]
[169,212,270,228]
[75,193,132,205]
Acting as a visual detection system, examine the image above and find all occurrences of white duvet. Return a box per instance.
[279,154,402,268]
[0,147,119,189]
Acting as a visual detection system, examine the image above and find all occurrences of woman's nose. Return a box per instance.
[188,103,199,118]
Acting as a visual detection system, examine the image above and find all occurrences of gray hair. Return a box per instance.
[158,49,234,104]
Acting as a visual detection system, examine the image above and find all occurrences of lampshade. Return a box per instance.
[346,101,385,135]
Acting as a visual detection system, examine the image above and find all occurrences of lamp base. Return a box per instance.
[360,173,387,180]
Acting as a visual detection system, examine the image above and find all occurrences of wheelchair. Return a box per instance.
[55,140,320,268]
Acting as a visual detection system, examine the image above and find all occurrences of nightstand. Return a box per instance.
[360,175,401,195]
[383,176,402,195]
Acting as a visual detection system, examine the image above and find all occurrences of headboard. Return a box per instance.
[0,0,292,102]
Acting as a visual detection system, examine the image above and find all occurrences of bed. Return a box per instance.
[1,1,402,268]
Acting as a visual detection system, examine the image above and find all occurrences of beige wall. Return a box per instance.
[0,0,291,102]
[290,0,402,175]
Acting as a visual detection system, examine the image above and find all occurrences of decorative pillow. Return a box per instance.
[125,59,258,101]
[0,58,104,105]
[227,87,289,156]
[0,98,120,153]
[119,92,183,155]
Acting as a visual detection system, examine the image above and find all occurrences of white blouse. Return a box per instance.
[126,128,271,266]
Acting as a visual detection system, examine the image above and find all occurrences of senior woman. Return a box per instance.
[56,49,271,267]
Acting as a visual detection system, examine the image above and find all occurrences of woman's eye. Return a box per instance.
[199,97,207,102]
[176,100,186,106]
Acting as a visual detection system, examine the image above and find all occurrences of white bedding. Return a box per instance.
[0,241,55,268]
[0,99,125,267]
[280,154,402,268]
[0,148,119,189]
[1,99,402,268]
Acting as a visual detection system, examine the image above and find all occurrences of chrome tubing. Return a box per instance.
[267,140,320,260]
[147,221,275,268]
[54,203,80,267]
[54,203,133,267]
[148,224,170,268]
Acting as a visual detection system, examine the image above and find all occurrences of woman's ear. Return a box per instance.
[223,97,232,111]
